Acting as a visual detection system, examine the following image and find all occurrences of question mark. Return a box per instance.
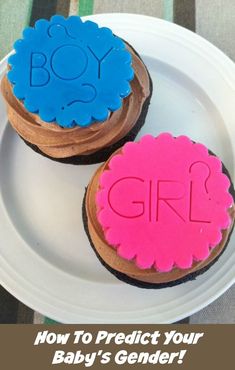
[61,84,97,112]
[189,161,211,193]
[47,24,76,39]
[189,161,211,223]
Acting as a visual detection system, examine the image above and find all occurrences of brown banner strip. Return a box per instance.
[16,302,34,324]
[56,0,71,17]
[173,0,196,32]
[0,324,234,369]
[29,0,59,26]
[0,286,19,323]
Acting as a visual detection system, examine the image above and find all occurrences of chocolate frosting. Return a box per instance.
[85,155,235,284]
[1,44,150,158]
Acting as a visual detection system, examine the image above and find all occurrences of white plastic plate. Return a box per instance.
[0,14,234,323]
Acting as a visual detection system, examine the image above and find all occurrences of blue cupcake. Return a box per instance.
[1,15,152,164]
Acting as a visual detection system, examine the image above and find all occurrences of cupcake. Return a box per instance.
[1,15,152,164]
[83,133,235,288]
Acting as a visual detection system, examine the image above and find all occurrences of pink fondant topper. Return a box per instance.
[96,133,233,272]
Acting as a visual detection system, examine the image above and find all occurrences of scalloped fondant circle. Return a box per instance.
[96,133,233,272]
[7,15,134,127]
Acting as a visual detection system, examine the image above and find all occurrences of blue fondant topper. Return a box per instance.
[7,15,134,127]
